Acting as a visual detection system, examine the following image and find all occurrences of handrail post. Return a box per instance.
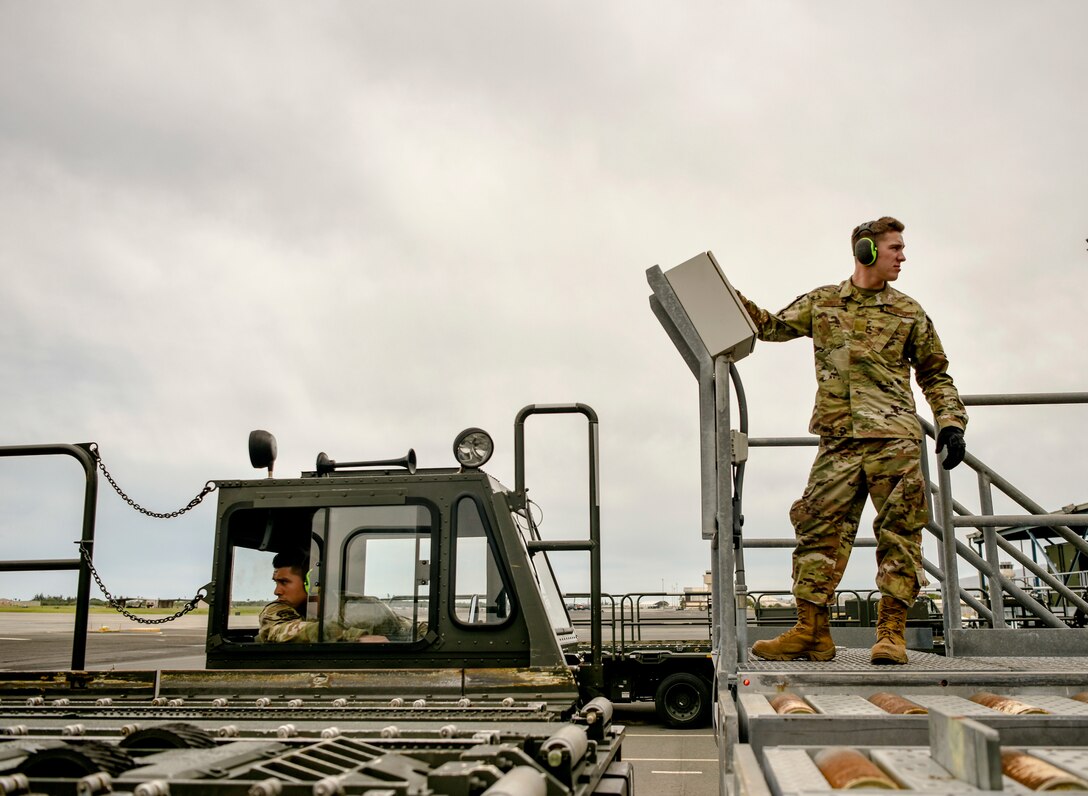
[977,472,1005,628]
[72,443,98,670]
[513,404,602,689]
[936,456,962,654]
[0,443,98,670]
[714,355,739,674]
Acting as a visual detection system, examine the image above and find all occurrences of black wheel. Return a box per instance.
[120,722,215,752]
[654,672,710,729]
[17,740,135,777]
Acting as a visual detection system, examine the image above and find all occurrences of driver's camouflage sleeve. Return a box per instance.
[257,600,427,643]
[257,601,321,643]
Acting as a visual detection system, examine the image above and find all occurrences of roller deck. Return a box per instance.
[0,675,628,794]
[729,649,1088,794]
[744,744,1088,795]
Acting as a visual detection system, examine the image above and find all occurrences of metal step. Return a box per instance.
[738,647,1088,694]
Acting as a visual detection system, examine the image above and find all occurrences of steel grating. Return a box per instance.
[762,748,830,793]
[869,748,1034,793]
[909,694,1001,716]
[1025,695,1088,715]
[750,745,1088,795]
[744,647,1023,672]
[737,648,1088,705]
[1028,748,1088,782]
[741,648,1088,674]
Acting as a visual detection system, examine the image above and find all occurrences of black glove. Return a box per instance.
[936,426,966,470]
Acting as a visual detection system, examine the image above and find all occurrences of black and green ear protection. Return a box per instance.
[854,221,879,266]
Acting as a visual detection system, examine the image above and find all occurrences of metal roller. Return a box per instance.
[581,696,614,725]
[813,747,898,790]
[541,724,589,767]
[1001,749,1088,791]
[247,780,283,796]
[867,692,927,715]
[0,775,30,796]
[970,692,1050,715]
[482,765,548,796]
[770,693,815,714]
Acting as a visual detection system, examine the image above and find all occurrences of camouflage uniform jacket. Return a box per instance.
[257,601,372,643]
[738,280,967,439]
[257,599,421,643]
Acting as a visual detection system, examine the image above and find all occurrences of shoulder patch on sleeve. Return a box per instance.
[260,601,300,624]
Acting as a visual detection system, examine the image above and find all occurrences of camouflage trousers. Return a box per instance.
[790,437,928,607]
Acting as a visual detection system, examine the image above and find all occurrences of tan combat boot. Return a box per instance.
[751,599,836,661]
[870,596,909,665]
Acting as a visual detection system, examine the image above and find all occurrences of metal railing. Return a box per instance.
[747,392,1088,657]
[564,591,713,653]
[0,444,99,669]
[565,588,950,650]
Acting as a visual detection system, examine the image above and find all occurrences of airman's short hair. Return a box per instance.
[272,549,308,576]
[851,216,905,250]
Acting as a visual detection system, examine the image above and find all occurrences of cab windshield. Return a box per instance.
[224,503,434,644]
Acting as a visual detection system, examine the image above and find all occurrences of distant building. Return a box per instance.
[681,571,713,609]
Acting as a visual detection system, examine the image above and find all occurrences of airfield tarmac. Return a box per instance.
[0,610,719,795]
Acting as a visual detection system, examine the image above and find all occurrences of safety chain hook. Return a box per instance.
[89,443,217,519]
[77,542,209,624]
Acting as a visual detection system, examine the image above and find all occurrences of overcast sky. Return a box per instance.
[2,2,1086,607]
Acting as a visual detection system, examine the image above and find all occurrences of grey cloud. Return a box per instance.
[1,1,1086,602]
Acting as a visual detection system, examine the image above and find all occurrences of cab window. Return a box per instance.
[223,507,322,639]
[336,507,432,643]
[224,503,433,644]
[452,496,513,625]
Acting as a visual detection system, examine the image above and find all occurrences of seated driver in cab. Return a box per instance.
[258,550,422,643]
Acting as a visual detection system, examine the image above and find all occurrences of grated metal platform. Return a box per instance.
[738,647,1088,695]
[753,745,1088,795]
[726,648,1088,794]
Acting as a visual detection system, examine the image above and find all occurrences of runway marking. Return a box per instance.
[0,637,29,641]
[625,733,715,737]
[627,758,718,762]
[651,770,704,775]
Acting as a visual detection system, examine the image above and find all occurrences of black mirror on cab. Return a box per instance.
[248,430,277,477]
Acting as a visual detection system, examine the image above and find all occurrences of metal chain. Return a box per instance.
[78,542,207,624]
[82,443,215,624]
[90,443,217,519]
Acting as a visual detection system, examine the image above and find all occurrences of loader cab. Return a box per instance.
[204,413,599,680]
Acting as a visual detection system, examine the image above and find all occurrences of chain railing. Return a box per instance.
[77,541,208,625]
[84,444,217,623]
[91,443,216,519]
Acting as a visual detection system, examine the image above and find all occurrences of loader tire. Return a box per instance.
[654,672,710,729]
